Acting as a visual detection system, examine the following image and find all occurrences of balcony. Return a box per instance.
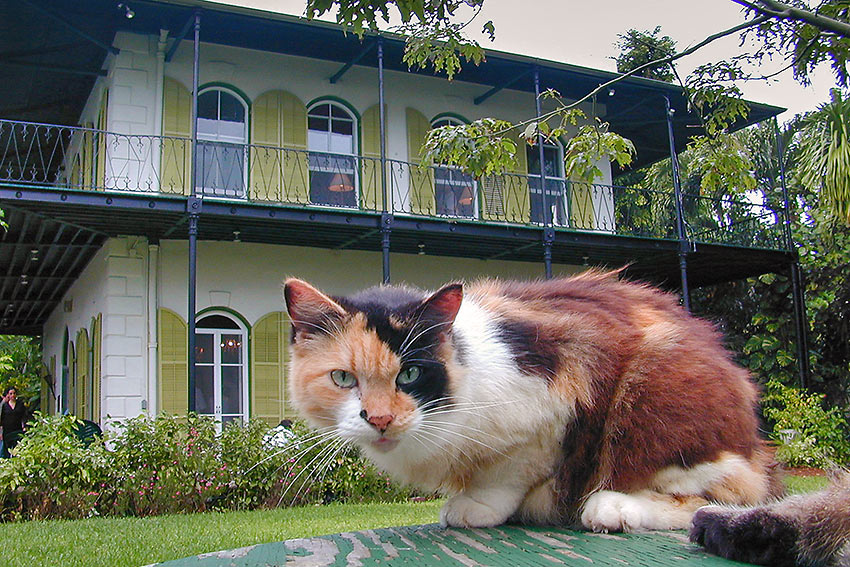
[0,119,788,252]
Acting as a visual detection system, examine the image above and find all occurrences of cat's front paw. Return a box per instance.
[580,491,645,533]
[440,494,511,528]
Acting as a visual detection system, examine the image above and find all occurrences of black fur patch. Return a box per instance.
[496,319,560,380]
[690,507,799,567]
[335,287,450,407]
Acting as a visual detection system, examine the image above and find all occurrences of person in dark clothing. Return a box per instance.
[1,387,27,457]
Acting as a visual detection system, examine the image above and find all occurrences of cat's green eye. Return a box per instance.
[330,369,357,388]
[396,366,422,387]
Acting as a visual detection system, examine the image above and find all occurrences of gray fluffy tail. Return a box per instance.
[689,472,850,567]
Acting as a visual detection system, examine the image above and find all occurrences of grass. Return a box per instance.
[784,472,830,494]
[0,500,443,567]
[0,473,830,567]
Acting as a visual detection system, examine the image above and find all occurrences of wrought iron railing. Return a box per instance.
[0,119,787,250]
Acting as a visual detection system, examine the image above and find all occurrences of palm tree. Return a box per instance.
[795,89,850,226]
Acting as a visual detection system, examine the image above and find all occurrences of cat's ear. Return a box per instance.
[284,278,346,337]
[416,283,463,327]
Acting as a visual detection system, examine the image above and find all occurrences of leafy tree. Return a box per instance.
[795,88,850,225]
[613,27,677,82]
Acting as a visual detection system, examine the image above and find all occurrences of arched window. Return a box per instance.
[194,312,248,429]
[307,101,357,207]
[431,116,476,218]
[527,141,568,225]
[196,87,249,199]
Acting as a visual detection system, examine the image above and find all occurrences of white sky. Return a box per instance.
[212,0,838,117]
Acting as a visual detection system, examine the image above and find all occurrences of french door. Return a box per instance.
[194,323,246,430]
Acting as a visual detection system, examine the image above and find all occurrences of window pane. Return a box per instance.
[218,92,245,123]
[195,333,214,363]
[220,333,243,364]
[329,132,353,154]
[221,366,242,415]
[309,104,330,117]
[195,366,214,415]
[330,105,350,119]
[308,116,329,133]
[198,315,240,329]
[198,91,218,120]
[308,130,329,153]
[331,119,353,136]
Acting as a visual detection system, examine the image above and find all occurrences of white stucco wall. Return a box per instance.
[43,237,152,423]
[157,240,581,325]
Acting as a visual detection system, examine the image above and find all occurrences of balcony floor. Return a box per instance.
[0,185,794,335]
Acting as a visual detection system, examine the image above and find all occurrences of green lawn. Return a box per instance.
[0,500,443,567]
[0,474,829,567]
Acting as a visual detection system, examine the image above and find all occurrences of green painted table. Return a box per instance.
[154,524,749,567]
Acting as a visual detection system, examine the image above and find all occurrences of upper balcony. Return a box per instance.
[2,117,788,253]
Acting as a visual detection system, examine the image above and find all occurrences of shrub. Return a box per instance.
[0,413,111,520]
[0,414,413,522]
[762,380,850,468]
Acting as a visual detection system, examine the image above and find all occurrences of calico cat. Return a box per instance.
[283,270,783,532]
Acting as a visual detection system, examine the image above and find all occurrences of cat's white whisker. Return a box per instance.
[279,435,348,506]
[286,437,351,506]
[243,425,339,475]
[398,321,451,359]
[416,423,508,458]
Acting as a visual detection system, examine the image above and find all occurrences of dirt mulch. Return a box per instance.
[783,466,826,477]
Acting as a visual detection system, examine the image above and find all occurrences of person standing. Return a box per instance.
[0,387,27,458]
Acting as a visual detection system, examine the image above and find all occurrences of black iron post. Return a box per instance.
[533,66,553,279]
[187,10,201,412]
[377,37,391,284]
[774,118,810,388]
[663,95,691,311]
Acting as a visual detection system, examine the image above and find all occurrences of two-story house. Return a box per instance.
[0,0,795,428]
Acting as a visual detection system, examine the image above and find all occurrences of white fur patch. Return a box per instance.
[649,452,750,495]
[581,490,698,532]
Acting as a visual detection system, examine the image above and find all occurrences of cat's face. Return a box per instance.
[283,279,463,458]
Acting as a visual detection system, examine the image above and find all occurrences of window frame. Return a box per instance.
[195,86,250,200]
[306,100,360,208]
[431,115,478,219]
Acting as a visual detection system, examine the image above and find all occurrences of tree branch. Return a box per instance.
[731,0,850,38]
[499,13,771,138]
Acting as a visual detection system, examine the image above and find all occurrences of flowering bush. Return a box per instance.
[0,414,414,521]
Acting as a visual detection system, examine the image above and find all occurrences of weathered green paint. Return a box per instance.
[154,524,750,567]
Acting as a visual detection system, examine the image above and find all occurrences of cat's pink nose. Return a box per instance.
[365,413,393,432]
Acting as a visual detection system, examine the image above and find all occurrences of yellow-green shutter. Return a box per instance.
[67,341,76,414]
[80,123,94,190]
[406,108,435,215]
[569,178,596,229]
[161,77,193,195]
[75,329,89,418]
[158,308,188,415]
[250,91,283,202]
[95,90,109,191]
[280,90,309,204]
[360,104,382,211]
[481,140,531,223]
[91,314,102,422]
[250,311,288,425]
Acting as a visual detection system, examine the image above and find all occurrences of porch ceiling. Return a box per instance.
[2,0,783,172]
[1,187,793,335]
